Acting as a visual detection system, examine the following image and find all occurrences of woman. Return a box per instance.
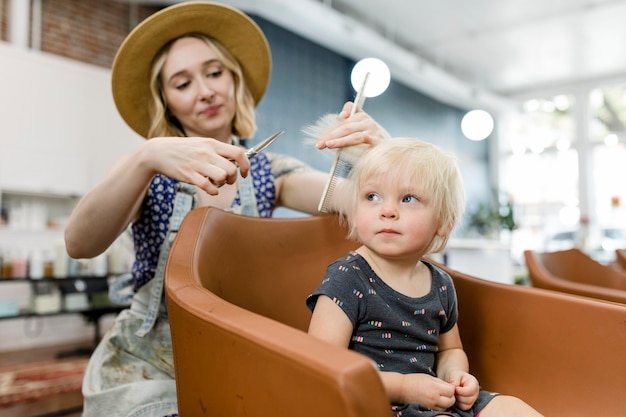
[64,2,388,416]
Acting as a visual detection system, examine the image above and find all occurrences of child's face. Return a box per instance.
[354,177,442,259]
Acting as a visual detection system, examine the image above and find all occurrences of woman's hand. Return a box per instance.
[65,135,251,259]
[145,136,250,195]
[447,370,480,411]
[315,101,390,150]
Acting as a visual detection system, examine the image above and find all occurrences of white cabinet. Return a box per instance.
[444,238,514,284]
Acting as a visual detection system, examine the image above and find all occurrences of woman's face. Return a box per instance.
[160,37,236,140]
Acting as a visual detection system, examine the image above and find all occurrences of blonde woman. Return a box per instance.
[64,3,387,416]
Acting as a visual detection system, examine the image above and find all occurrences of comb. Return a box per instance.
[317,72,370,213]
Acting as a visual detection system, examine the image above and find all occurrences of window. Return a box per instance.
[500,86,626,262]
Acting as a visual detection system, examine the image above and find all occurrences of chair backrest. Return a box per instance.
[165,207,390,417]
[166,208,626,417]
[186,207,359,331]
[524,248,626,304]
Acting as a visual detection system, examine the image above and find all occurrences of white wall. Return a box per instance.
[0,41,143,195]
[0,42,141,352]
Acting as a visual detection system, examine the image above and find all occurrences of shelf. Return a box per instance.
[0,275,122,320]
[0,189,81,200]
[0,189,80,233]
[0,275,110,283]
[0,305,123,321]
[0,306,122,320]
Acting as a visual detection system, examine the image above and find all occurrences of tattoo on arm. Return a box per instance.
[268,153,313,179]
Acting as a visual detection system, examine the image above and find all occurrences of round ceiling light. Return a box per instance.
[350,57,390,98]
[461,109,494,141]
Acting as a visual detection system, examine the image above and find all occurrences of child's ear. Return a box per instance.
[436,221,453,237]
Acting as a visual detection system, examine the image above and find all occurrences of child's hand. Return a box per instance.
[447,370,480,411]
[401,373,456,411]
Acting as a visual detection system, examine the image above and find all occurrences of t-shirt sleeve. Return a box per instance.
[432,265,459,334]
[306,257,366,327]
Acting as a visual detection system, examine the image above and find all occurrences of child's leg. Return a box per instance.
[478,395,544,417]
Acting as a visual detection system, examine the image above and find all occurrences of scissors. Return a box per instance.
[214,130,284,187]
[244,130,284,158]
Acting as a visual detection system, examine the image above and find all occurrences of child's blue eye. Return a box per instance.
[402,195,419,203]
[366,193,381,202]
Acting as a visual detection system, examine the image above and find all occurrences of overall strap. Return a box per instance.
[237,169,259,217]
[135,182,197,337]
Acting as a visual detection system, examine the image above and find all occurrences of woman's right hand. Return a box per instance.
[315,101,390,150]
[65,136,250,258]
[145,136,250,195]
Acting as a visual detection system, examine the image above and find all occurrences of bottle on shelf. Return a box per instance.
[29,249,44,280]
[1,250,11,278]
[108,242,127,275]
[53,239,69,278]
[44,249,54,278]
[11,250,27,279]
[67,257,80,277]
[92,252,108,277]
[0,248,4,279]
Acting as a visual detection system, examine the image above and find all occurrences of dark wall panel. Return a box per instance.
[252,17,490,216]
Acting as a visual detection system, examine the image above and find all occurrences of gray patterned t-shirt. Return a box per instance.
[306,251,497,417]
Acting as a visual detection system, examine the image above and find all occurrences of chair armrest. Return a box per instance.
[442,264,626,416]
[166,283,390,417]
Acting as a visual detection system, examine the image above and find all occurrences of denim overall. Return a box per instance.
[82,173,259,417]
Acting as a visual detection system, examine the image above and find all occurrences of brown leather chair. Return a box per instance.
[524,248,626,304]
[166,208,626,417]
[165,207,389,417]
[616,248,626,271]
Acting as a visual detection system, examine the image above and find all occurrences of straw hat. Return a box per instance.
[111,1,271,138]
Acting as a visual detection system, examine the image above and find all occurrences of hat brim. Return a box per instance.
[112,1,271,138]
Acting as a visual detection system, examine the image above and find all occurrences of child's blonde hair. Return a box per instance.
[340,138,466,254]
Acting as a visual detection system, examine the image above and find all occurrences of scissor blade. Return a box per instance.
[245,130,284,158]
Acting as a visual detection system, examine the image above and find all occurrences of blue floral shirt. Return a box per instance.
[130,152,277,291]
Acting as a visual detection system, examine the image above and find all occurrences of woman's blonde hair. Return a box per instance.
[341,138,466,254]
[146,33,257,139]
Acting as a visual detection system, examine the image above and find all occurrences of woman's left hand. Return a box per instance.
[315,101,390,150]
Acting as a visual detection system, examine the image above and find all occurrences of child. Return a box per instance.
[307,138,543,417]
